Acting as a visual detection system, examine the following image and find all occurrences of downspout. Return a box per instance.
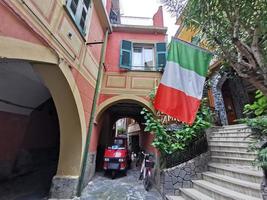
[77,29,109,196]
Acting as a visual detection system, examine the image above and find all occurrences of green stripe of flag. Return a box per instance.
[167,39,213,77]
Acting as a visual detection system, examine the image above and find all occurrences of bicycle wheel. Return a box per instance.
[143,173,151,191]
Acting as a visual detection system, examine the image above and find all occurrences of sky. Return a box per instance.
[120,0,178,42]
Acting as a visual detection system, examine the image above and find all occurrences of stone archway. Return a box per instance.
[86,94,156,180]
[210,72,229,125]
[95,94,154,122]
[210,71,251,126]
[0,37,86,198]
[33,63,86,198]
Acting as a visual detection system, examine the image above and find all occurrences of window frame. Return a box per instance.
[119,40,166,72]
[131,43,156,71]
[65,0,91,36]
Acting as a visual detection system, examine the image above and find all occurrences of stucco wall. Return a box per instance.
[87,7,105,63]
[105,31,166,72]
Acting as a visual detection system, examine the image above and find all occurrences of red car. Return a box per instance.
[103,137,130,178]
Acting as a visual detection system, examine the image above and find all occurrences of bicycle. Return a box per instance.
[138,151,155,191]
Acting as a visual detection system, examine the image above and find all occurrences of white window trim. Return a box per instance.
[131,43,156,71]
[66,0,92,35]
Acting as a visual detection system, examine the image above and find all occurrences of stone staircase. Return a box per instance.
[166,124,264,200]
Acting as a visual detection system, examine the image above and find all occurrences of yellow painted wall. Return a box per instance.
[176,26,198,42]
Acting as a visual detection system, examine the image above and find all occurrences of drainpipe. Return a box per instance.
[77,29,109,196]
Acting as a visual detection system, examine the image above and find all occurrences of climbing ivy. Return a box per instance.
[141,89,213,154]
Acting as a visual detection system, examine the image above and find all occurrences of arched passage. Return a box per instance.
[210,71,254,125]
[0,37,86,198]
[88,95,157,179]
[31,63,86,198]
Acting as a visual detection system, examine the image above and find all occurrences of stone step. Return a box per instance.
[209,136,254,142]
[211,150,256,159]
[209,141,251,147]
[192,180,261,200]
[212,127,252,134]
[180,188,214,200]
[166,195,186,200]
[202,171,261,198]
[211,132,252,137]
[208,163,263,184]
[209,144,249,152]
[216,124,249,130]
[211,156,254,165]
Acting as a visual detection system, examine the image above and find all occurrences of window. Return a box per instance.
[120,40,166,71]
[132,44,155,70]
[66,0,91,35]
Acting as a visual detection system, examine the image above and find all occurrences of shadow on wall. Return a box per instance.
[0,98,60,199]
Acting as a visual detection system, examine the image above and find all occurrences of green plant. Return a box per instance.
[117,127,126,134]
[239,91,267,170]
[141,98,213,154]
[255,147,267,170]
[243,90,267,116]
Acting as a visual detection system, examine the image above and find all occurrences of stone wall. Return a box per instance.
[159,151,211,196]
[210,72,228,125]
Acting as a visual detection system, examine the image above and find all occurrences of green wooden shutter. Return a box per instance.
[156,42,166,71]
[120,40,132,69]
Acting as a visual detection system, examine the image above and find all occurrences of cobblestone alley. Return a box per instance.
[80,169,163,200]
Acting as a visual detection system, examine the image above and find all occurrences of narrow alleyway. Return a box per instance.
[81,169,163,200]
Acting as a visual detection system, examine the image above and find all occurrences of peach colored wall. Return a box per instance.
[0,111,29,162]
[98,94,116,105]
[71,68,95,128]
[0,2,43,45]
[87,7,105,64]
[106,0,112,16]
[21,103,59,150]
[89,115,104,152]
[140,131,156,154]
[105,32,166,72]
[0,106,59,161]
[153,6,164,27]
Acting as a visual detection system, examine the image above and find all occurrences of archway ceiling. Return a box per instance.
[106,102,144,122]
[0,60,51,115]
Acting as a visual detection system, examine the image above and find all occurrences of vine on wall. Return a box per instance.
[141,89,213,154]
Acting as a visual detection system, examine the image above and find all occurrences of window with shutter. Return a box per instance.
[66,0,91,35]
[119,41,166,71]
[156,42,167,70]
[120,40,132,69]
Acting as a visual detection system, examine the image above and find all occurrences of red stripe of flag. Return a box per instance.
[154,84,201,125]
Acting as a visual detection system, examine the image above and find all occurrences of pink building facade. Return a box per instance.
[0,0,167,198]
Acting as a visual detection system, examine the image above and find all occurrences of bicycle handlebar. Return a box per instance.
[141,151,152,157]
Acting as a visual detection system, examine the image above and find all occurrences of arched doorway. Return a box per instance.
[211,72,253,125]
[0,60,60,199]
[0,58,86,199]
[89,95,156,178]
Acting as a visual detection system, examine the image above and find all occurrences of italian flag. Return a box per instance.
[154,39,213,125]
